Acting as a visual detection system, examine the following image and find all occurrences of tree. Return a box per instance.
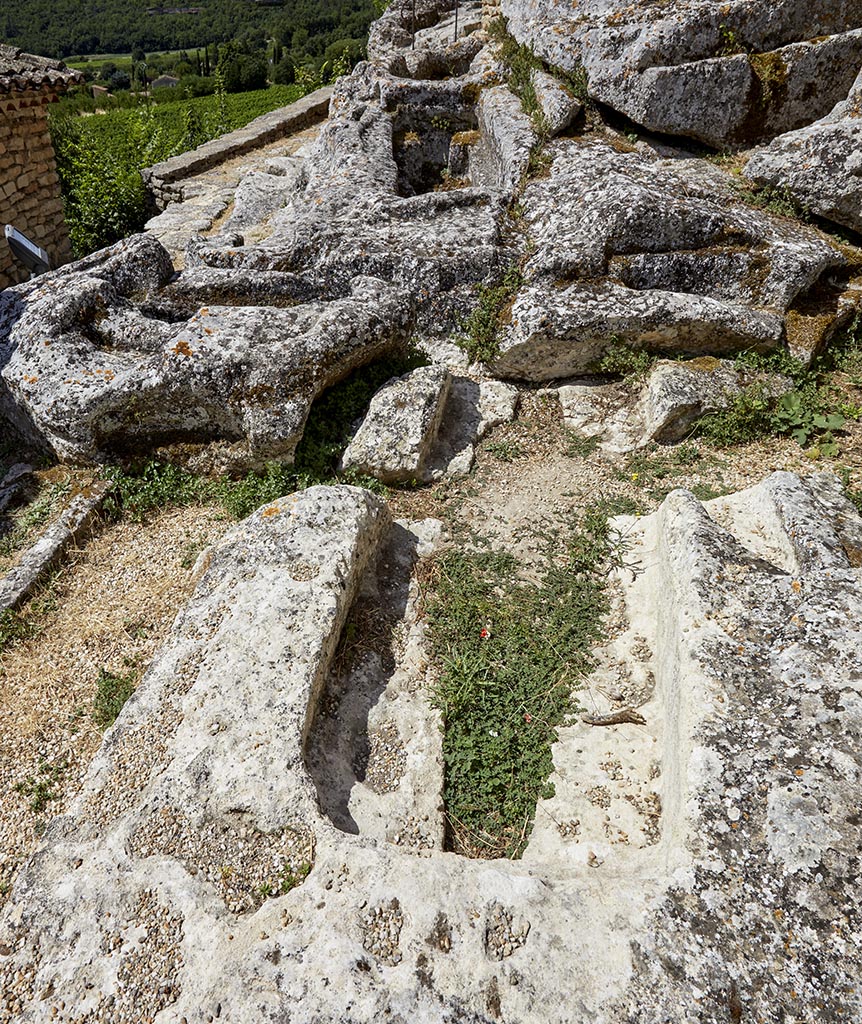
[109,70,131,92]
[272,56,295,84]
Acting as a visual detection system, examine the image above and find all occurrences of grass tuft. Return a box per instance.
[92,667,136,729]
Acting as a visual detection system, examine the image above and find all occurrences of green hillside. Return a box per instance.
[1,0,374,61]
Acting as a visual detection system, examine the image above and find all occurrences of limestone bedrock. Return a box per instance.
[3,30,859,466]
[500,0,862,148]
[0,236,412,473]
[1,475,860,1022]
[745,68,862,234]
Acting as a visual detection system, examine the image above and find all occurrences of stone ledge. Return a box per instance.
[0,480,113,613]
[140,86,332,197]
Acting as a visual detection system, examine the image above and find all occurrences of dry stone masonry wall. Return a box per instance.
[0,47,81,290]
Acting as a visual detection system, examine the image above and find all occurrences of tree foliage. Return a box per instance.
[1,0,375,63]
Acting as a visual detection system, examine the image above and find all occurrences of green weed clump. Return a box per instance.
[15,760,68,813]
[0,608,37,654]
[488,16,588,115]
[257,860,312,900]
[730,180,809,221]
[597,338,656,381]
[0,481,70,560]
[423,501,630,859]
[695,344,857,456]
[622,442,721,503]
[0,583,60,656]
[458,266,523,363]
[92,668,137,729]
[564,431,600,459]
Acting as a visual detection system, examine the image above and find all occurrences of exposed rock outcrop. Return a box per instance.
[744,68,862,234]
[490,138,850,379]
[555,356,787,451]
[3,474,860,1022]
[187,63,520,339]
[500,0,862,148]
[0,237,411,472]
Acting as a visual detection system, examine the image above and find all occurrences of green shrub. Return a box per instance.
[50,84,306,258]
[696,346,851,455]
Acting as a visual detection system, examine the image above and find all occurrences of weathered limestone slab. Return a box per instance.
[500,0,862,148]
[531,69,581,136]
[2,474,860,1021]
[0,479,112,612]
[489,138,852,380]
[425,375,519,478]
[744,69,862,234]
[0,238,412,472]
[341,364,451,483]
[495,279,785,380]
[558,357,794,450]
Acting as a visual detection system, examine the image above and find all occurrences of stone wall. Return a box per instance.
[0,85,71,291]
[142,87,333,211]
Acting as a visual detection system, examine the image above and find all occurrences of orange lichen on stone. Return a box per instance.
[261,505,282,518]
[173,340,194,357]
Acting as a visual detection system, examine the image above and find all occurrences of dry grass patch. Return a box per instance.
[0,502,229,903]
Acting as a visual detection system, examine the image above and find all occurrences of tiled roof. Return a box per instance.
[0,44,83,93]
